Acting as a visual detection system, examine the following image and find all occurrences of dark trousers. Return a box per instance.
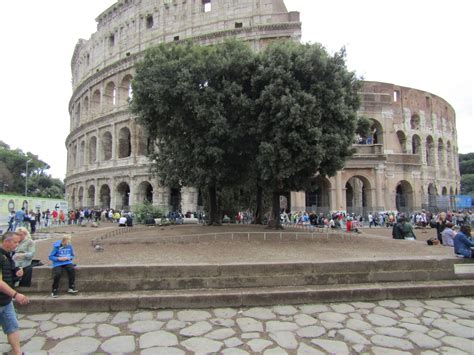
[52,264,75,291]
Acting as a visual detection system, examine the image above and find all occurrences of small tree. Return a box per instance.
[356,116,372,140]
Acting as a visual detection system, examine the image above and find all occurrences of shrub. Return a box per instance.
[133,202,164,224]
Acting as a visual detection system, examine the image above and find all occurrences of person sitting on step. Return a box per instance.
[48,235,78,298]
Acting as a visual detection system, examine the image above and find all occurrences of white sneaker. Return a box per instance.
[67,288,79,294]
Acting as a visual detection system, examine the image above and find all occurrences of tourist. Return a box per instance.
[454,225,474,258]
[397,216,416,240]
[0,232,30,355]
[13,208,25,232]
[28,210,37,234]
[6,211,14,232]
[435,212,448,245]
[441,222,456,247]
[49,235,78,298]
[12,227,36,287]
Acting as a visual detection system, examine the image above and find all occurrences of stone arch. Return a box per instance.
[170,187,182,212]
[79,141,85,167]
[99,184,111,209]
[369,119,383,145]
[101,131,113,161]
[137,181,153,204]
[410,114,420,130]
[78,186,84,208]
[395,180,413,213]
[118,127,132,158]
[89,136,97,164]
[396,130,407,153]
[427,183,438,211]
[116,182,130,210]
[120,74,133,103]
[425,136,435,166]
[104,81,117,108]
[345,175,373,216]
[83,96,89,118]
[437,138,445,167]
[91,89,101,116]
[412,134,422,156]
[87,185,95,208]
[442,186,448,195]
[306,176,331,213]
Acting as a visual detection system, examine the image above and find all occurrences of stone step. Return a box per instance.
[21,258,474,294]
[19,279,474,313]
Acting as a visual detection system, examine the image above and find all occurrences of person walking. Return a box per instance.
[49,235,78,298]
[0,232,30,355]
[12,227,36,287]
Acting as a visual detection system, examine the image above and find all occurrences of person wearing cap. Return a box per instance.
[454,225,474,258]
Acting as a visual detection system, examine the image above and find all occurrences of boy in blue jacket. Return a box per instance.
[49,235,78,297]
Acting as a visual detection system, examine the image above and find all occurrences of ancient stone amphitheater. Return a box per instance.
[65,0,460,216]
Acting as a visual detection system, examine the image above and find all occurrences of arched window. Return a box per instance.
[89,136,97,164]
[83,96,89,118]
[437,138,444,167]
[412,135,421,156]
[120,74,133,103]
[118,127,132,158]
[397,131,407,153]
[79,141,85,167]
[410,114,420,130]
[117,182,130,210]
[101,132,113,161]
[92,89,101,116]
[105,82,116,108]
[426,136,435,166]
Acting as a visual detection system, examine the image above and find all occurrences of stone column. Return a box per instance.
[375,164,385,210]
[335,171,343,211]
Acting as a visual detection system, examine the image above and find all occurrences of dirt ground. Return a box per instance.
[31,223,457,266]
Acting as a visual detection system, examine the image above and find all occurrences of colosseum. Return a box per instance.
[65,0,461,216]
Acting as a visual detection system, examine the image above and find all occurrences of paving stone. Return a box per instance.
[422,317,434,326]
[296,325,326,338]
[367,314,398,327]
[128,320,164,333]
[46,326,81,340]
[400,317,421,324]
[346,318,372,331]
[156,310,174,320]
[205,328,236,340]
[99,335,135,353]
[318,312,347,323]
[18,319,38,328]
[50,337,101,353]
[420,351,438,355]
[311,339,350,354]
[81,329,96,337]
[427,329,445,339]
[443,308,474,318]
[19,328,36,342]
[394,310,414,318]
[452,297,474,305]
[27,313,53,321]
[39,320,57,332]
[351,302,376,309]
[374,327,407,337]
[327,330,337,338]
[270,331,298,350]
[98,324,121,337]
[247,339,274,352]
[273,305,298,315]
[373,306,398,318]
[352,344,366,353]
[139,330,178,348]
[404,307,424,316]
[280,316,294,321]
[263,346,289,354]
[425,300,461,308]
[331,304,355,313]
[297,343,325,355]
[401,300,425,307]
[463,305,474,312]
[356,309,370,315]
[77,323,95,329]
[181,337,223,353]
[266,321,299,333]
[225,337,243,348]
[349,312,363,320]
[294,314,318,327]
[180,321,213,337]
[177,310,212,322]
[445,314,459,321]
[456,319,474,328]
[379,300,401,308]
[432,318,473,338]
[338,329,370,345]
[132,311,154,321]
[52,312,87,325]
[439,346,469,355]
[424,305,442,313]
[214,308,238,319]
[211,318,235,327]
[372,346,412,354]
[299,304,330,314]
[241,332,261,339]
[221,348,250,355]
[111,311,131,324]
[141,347,185,355]
[321,321,344,329]
[398,322,429,333]
[0,344,11,353]
[370,335,414,350]
[407,331,442,349]
[81,312,110,323]
[423,310,441,319]
[22,337,45,352]
[237,318,263,332]
[442,336,474,353]
[243,307,276,320]
[166,319,187,330]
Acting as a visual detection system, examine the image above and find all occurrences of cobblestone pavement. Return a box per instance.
[1,297,473,354]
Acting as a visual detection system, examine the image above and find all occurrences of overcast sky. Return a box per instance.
[0,0,472,179]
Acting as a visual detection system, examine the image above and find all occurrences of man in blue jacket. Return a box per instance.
[454,225,474,258]
[49,235,78,298]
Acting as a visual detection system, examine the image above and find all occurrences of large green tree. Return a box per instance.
[251,42,360,228]
[459,153,474,194]
[131,40,255,225]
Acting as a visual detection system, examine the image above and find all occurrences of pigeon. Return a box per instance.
[95,245,104,252]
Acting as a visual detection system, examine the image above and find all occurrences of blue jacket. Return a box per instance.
[49,240,75,267]
[454,232,474,258]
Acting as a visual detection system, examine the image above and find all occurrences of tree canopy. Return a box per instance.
[0,140,64,198]
[459,153,474,194]
[131,40,360,226]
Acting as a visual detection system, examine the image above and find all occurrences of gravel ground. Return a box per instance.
[31,223,457,267]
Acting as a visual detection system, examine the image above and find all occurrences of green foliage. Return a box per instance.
[356,116,372,138]
[133,202,164,224]
[459,153,474,162]
[461,174,474,194]
[0,140,64,198]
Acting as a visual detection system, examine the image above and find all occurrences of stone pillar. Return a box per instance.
[375,165,385,210]
[335,171,343,211]
[291,191,306,211]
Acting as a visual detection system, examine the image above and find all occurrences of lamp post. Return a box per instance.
[25,159,32,196]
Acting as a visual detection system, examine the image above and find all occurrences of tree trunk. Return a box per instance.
[254,184,263,225]
[208,184,220,225]
[268,190,282,229]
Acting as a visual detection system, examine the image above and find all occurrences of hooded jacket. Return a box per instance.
[49,240,75,268]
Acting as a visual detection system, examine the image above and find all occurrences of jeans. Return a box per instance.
[52,264,76,291]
